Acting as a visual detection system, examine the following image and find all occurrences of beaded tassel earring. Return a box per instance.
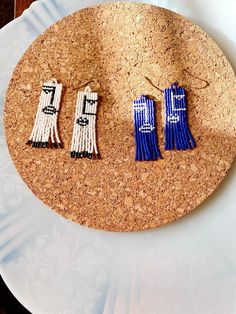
[70,86,100,159]
[164,82,196,150]
[27,79,63,148]
[133,95,162,161]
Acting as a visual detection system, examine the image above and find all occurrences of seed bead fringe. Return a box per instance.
[70,86,100,159]
[26,79,63,148]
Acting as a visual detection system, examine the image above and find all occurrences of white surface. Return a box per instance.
[0,0,236,313]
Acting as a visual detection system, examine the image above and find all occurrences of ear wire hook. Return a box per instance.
[40,63,59,86]
[73,79,100,91]
[46,63,57,80]
[144,76,163,93]
[182,68,209,90]
[145,69,209,92]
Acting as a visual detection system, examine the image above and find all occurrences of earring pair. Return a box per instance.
[27,79,100,159]
[133,82,196,161]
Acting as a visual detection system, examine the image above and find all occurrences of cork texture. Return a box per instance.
[4,3,236,232]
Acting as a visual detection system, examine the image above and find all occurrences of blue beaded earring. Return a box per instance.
[133,95,162,161]
[164,82,195,150]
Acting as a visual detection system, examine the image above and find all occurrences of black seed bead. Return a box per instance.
[70,151,76,158]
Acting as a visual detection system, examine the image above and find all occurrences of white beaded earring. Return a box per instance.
[70,86,100,159]
[27,79,63,148]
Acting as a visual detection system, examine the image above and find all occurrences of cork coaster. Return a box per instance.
[4,3,236,232]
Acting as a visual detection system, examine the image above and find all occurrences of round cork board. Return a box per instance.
[4,3,236,232]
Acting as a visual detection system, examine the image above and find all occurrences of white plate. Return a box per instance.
[0,0,236,313]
